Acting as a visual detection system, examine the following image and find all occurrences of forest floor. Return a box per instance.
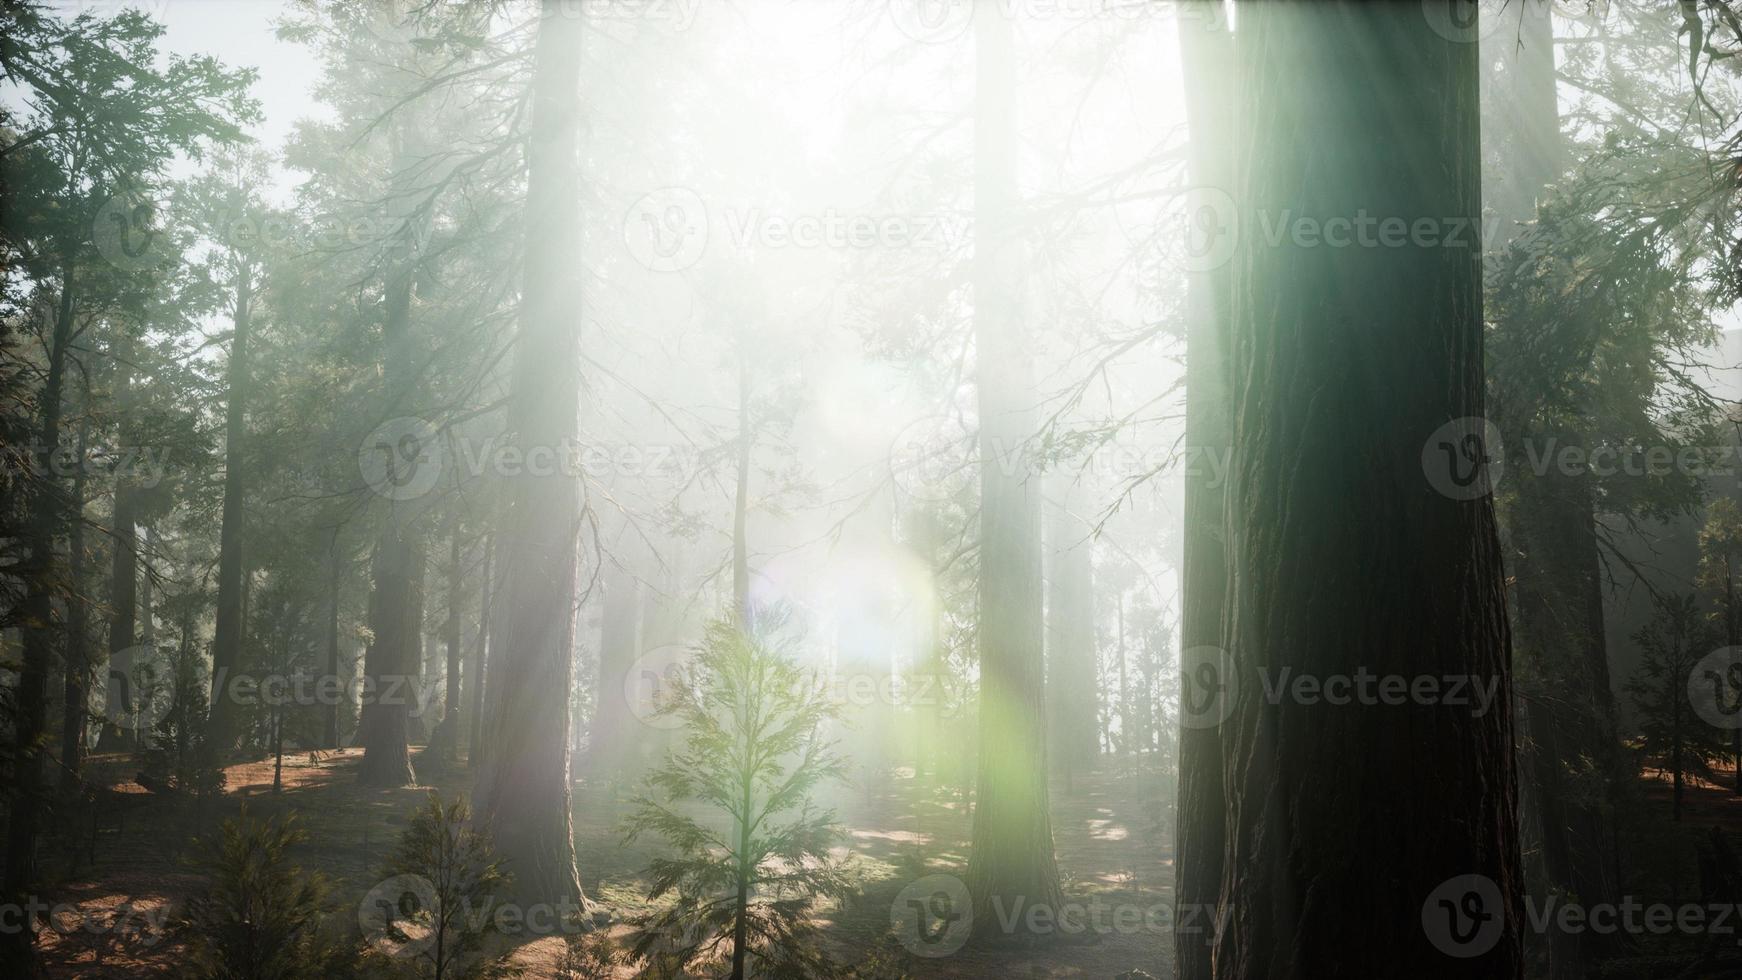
[33,748,1176,978]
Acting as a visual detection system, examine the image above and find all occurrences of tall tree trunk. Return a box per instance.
[358,523,423,785]
[1727,555,1739,793]
[1175,5,1232,977]
[914,507,947,784]
[1115,594,1128,757]
[964,0,1063,935]
[1215,4,1521,976]
[587,565,637,780]
[101,328,139,753]
[733,355,752,624]
[468,535,492,765]
[446,528,463,727]
[428,521,464,766]
[205,269,253,754]
[473,0,597,921]
[60,410,91,793]
[358,119,429,787]
[3,259,76,974]
[1045,485,1097,786]
[324,525,342,749]
[1485,6,1623,972]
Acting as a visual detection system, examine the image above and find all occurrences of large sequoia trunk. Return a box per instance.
[1214,4,1522,976]
[204,269,254,754]
[963,0,1063,934]
[1174,5,1232,977]
[472,0,596,920]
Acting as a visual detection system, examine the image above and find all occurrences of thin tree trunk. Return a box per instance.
[1728,555,1740,793]
[733,355,752,624]
[325,525,342,749]
[468,535,492,765]
[473,0,596,921]
[446,527,463,728]
[732,754,753,979]
[1116,594,1128,757]
[1216,4,1521,975]
[964,0,1063,935]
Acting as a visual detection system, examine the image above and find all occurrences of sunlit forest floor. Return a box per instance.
[34,751,1176,978]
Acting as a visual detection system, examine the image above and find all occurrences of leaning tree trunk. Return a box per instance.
[205,269,253,755]
[1214,4,1522,976]
[473,0,597,921]
[1174,6,1233,976]
[963,0,1063,935]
